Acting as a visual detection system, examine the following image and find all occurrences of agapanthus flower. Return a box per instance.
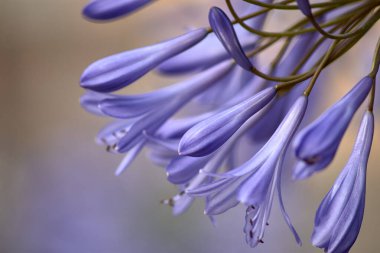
[209,7,253,71]
[179,86,276,157]
[293,76,373,179]
[79,0,380,251]
[80,28,208,92]
[82,0,153,21]
[311,111,374,253]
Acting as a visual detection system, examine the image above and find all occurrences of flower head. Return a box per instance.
[79,0,380,251]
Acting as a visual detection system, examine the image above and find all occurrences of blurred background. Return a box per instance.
[0,0,379,252]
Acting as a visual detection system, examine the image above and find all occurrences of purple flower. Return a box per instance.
[293,76,373,179]
[83,0,152,21]
[79,0,379,249]
[178,87,277,157]
[209,7,253,71]
[187,96,308,247]
[80,28,208,92]
[311,111,374,253]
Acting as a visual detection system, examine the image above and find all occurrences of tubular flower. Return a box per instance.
[293,76,373,179]
[209,7,253,70]
[79,0,380,251]
[179,87,277,157]
[82,0,153,21]
[80,28,208,92]
[311,111,374,253]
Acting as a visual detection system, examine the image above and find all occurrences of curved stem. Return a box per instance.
[368,82,376,112]
[291,9,371,75]
[226,0,371,37]
[303,40,340,96]
[369,37,380,78]
[242,0,360,10]
[307,8,380,40]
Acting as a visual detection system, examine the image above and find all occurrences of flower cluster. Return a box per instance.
[80,0,379,252]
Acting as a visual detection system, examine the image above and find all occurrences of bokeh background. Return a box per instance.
[0,0,379,252]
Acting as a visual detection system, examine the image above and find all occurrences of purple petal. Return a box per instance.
[178,87,276,157]
[80,28,208,92]
[96,120,132,146]
[82,0,152,21]
[115,101,181,153]
[209,7,252,70]
[294,76,373,174]
[166,155,210,185]
[276,151,302,246]
[186,177,234,197]
[80,91,118,116]
[237,157,277,206]
[311,112,374,252]
[292,152,335,180]
[115,140,145,176]
[205,176,244,215]
[99,94,163,118]
[172,194,195,216]
[143,132,179,152]
[114,61,233,152]
[157,113,212,139]
[158,27,257,74]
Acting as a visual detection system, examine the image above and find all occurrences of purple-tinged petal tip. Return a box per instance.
[209,7,253,70]
[82,0,152,21]
[80,28,208,92]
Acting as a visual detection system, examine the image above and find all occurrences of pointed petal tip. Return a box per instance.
[82,0,153,21]
[208,6,253,70]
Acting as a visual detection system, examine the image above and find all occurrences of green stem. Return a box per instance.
[307,7,380,40]
[303,40,340,96]
[242,0,360,10]
[226,0,373,38]
[368,81,376,112]
[369,37,380,78]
